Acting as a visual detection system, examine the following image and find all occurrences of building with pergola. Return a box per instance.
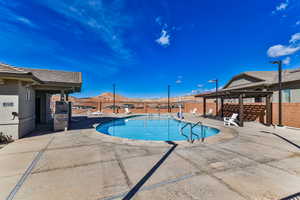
[195,68,300,127]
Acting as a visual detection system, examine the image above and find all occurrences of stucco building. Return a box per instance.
[0,63,82,139]
[196,67,300,128]
[222,68,300,103]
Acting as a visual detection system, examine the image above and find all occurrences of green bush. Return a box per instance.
[0,132,13,144]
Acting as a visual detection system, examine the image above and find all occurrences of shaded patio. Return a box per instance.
[196,90,273,127]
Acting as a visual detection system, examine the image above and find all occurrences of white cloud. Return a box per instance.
[267,44,300,57]
[276,2,288,11]
[296,21,300,26]
[176,79,182,84]
[197,84,203,88]
[289,33,300,43]
[283,56,291,65]
[267,32,300,57]
[156,29,170,47]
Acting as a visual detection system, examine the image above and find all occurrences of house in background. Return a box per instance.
[0,63,82,139]
[222,68,300,103]
[196,67,300,128]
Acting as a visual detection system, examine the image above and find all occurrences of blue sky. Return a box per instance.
[0,0,300,98]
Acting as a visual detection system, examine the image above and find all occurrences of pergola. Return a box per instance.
[195,90,273,127]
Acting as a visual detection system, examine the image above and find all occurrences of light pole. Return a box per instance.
[167,85,171,113]
[113,83,116,114]
[271,60,283,127]
[176,81,182,119]
[208,79,218,116]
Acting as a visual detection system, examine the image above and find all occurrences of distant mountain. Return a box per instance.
[91,92,130,101]
[51,92,197,103]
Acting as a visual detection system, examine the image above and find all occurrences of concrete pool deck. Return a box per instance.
[0,114,300,200]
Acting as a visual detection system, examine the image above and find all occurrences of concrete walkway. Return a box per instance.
[0,115,299,200]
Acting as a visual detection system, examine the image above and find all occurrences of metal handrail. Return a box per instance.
[180,122,191,142]
[191,120,202,129]
[180,120,204,143]
[191,120,203,143]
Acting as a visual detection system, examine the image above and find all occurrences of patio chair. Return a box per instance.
[224,113,239,127]
[206,108,213,116]
[125,107,132,114]
[190,108,197,115]
[91,111,104,116]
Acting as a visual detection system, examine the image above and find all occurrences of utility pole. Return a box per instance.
[113,83,116,114]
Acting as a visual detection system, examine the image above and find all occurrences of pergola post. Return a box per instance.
[221,98,224,118]
[239,94,244,127]
[266,95,272,126]
[203,97,206,117]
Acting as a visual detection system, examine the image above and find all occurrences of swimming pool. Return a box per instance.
[96,115,219,141]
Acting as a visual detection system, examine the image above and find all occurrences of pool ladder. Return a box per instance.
[180,120,203,143]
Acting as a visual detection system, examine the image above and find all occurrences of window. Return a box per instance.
[283,89,291,103]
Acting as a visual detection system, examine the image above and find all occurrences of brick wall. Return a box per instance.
[272,103,300,128]
[72,101,300,128]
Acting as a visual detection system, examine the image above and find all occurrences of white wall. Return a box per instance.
[0,80,20,139]
[18,82,35,138]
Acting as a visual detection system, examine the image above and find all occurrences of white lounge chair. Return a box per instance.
[124,108,132,114]
[91,111,104,116]
[190,108,197,115]
[207,108,213,116]
[224,113,239,127]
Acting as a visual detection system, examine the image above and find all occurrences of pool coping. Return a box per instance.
[85,114,238,148]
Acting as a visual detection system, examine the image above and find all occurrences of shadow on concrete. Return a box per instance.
[24,116,117,138]
[280,192,300,200]
[122,141,178,200]
[260,131,300,149]
[69,116,116,130]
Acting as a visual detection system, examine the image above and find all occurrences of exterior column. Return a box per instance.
[221,98,224,118]
[239,94,244,127]
[203,97,206,117]
[266,95,272,126]
[60,90,65,101]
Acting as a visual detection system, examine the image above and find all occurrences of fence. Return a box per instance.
[72,100,300,128]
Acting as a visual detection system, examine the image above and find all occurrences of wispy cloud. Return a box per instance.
[267,32,300,57]
[15,16,36,28]
[272,0,289,14]
[0,3,37,28]
[276,1,289,11]
[155,16,175,47]
[175,79,182,84]
[175,75,182,84]
[296,21,300,26]
[283,56,291,65]
[289,33,300,43]
[38,0,134,61]
[267,45,300,57]
[156,29,170,47]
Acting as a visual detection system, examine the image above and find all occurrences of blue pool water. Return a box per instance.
[96,115,219,141]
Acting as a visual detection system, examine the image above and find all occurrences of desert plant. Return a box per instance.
[0,132,13,144]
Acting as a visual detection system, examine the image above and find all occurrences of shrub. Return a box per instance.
[0,132,13,144]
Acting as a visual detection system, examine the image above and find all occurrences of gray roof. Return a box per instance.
[0,63,82,85]
[223,68,300,90]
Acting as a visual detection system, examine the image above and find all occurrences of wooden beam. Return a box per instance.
[221,98,224,117]
[239,94,244,127]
